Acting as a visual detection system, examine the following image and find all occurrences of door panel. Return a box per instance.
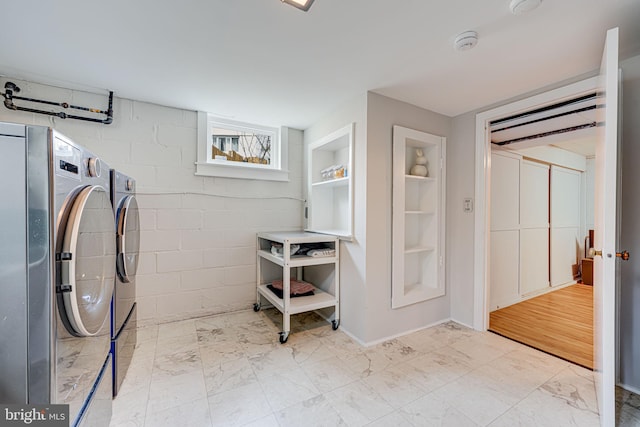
[594,27,619,426]
[550,165,581,287]
[520,228,550,295]
[550,166,581,228]
[550,227,580,287]
[490,230,520,310]
[520,160,549,228]
[490,153,520,231]
[519,160,550,296]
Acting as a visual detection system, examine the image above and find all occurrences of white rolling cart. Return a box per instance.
[254,231,340,343]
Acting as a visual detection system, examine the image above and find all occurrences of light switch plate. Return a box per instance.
[463,198,473,213]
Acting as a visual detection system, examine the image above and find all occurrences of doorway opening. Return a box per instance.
[473,76,599,332]
[474,78,597,367]
[474,27,621,424]
[486,114,597,368]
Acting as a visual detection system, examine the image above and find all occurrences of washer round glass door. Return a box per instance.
[60,185,116,337]
[116,195,139,283]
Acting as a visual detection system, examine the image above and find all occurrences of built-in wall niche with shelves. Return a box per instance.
[306,123,354,239]
[392,125,446,308]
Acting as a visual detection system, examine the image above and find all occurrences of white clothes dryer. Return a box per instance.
[109,169,139,397]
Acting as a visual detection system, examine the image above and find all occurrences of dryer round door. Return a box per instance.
[60,185,116,337]
[116,195,140,283]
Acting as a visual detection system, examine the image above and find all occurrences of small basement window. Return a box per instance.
[196,112,289,181]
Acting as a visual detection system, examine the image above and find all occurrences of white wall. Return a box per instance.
[303,93,368,341]
[619,54,640,392]
[0,77,304,326]
[365,92,451,343]
[448,112,476,327]
[303,92,453,344]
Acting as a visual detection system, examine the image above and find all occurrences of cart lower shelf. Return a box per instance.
[256,284,337,315]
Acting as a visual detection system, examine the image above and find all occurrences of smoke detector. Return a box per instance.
[454,31,478,51]
[510,0,542,15]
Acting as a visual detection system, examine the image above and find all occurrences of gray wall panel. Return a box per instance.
[620,56,640,391]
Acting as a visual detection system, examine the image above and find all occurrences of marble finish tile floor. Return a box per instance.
[110,309,639,427]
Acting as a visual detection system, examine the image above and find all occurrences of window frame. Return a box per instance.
[195,112,289,181]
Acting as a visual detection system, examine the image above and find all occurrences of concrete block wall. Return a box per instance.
[0,78,304,326]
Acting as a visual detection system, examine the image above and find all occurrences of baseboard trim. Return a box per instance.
[346,318,454,348]
[617,382,640,395]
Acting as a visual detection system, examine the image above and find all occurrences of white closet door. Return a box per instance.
[490,230,520,310]
[491,153,520,231]
[489,152,521,310]
[551,227,580,286]
[550,165,581,287]
[520,161,549,228]
[520,228,550,295]
[520,160,550,295]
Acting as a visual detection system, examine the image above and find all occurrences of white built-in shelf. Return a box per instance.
[392,125,446,309]
[405,210,434,215]
[404,283,423,295]
[311,177,349,188]
[404,246,435,254]
[306,124,354,240]
[405,175,436,182]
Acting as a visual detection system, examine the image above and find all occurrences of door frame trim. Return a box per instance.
[473,76,598,331]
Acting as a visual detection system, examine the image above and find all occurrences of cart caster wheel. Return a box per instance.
[253,303,261,312]
[279,332,289,344]
[332,320,340,331]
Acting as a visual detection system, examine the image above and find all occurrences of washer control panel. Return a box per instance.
[53,136,81,180]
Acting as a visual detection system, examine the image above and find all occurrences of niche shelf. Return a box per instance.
[392,125,446,308]
[306,123,354,240]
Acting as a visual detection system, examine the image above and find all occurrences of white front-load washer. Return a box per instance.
[0,122,114,427]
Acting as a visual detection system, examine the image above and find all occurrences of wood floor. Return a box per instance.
[489,284,593,369]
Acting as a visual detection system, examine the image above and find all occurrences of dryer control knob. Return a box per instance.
[88,158,101,178]
[126,179,134,191]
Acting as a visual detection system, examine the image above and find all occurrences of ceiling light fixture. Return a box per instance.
[281,0,314,12]
[454,31,478,51]
[509,0,542,15]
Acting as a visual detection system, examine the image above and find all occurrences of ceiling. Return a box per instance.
[1,0,639,129]
[489,92,597,156]
[552,136,596,157]
[503,129,597,158]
